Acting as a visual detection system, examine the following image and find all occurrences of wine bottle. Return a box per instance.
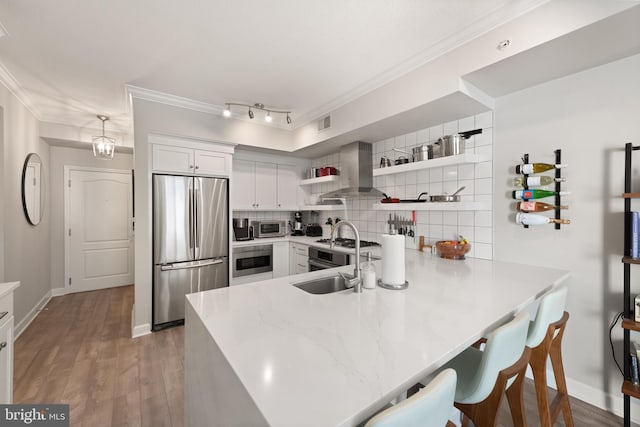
[513,176,566,187]
[516,163,567,174]
[516,212,570,225]
[512,189,570,200]
[516,201,569,212]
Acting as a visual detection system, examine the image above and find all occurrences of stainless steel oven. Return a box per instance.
[308,247,350,271]
[232,245,273,277]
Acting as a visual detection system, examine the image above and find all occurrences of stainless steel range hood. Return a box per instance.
[320,141,384,199]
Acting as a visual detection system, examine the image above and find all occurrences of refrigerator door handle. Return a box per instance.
[160,258,224,271]
[195,187,200,250]
[188,181,194,250]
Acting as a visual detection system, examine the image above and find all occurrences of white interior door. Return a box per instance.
[65,168,134,293]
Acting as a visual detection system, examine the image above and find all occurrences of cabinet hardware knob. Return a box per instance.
[0,342,6,350]
[189,165,194,169]
[195,165,200,169]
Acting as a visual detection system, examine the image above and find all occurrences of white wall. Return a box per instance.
[0,84,51,333]
[494,53,640,419]
[49,145,133,292]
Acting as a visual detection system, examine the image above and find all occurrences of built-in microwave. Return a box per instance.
[232,245,273,277]
[250,220,286,238]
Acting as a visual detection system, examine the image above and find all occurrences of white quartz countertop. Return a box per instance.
[186,251,570,426]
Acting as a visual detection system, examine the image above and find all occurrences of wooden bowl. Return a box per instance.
[435,241,471,260]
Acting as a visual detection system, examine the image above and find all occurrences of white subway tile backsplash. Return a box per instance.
[306,114,493,259]
[475,226,493,244]
[458,211,474,226]
[458,116,475,132]
[475,211,492,227]
[475,178,492,195]
[430,167,443,183]
[429,211,443,225]
[475,161,492,179]
[429,125,444,141]
[474,243,493,260]
[475,111,493,129]
[443,121,459,135]
[443,211,458,225]
[443,165,458,181]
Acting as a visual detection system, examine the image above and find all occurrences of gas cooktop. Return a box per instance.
[315,238,381,249]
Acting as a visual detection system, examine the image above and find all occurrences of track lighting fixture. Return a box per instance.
[222,102,292,125]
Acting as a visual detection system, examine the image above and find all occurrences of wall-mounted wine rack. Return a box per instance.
[516,149,566,229]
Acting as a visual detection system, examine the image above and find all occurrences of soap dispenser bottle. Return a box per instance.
[362,252,377,289]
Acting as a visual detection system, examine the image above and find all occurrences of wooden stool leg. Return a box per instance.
[505,368,528,427]
[549,312,574,427]
[529,342,553,427]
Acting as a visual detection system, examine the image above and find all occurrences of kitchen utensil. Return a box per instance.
[398,192,428,203]
[381,193,400,203]
[412,145,431,161]
[436,128,483,157]
[429,186,465,202]
[395,156,409,165]
[380,156,392,168]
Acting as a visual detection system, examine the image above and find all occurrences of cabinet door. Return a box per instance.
[232,160,256,210]
[277,164,299,210]
[0,317,13,404]
[152,145,195,174]
[254,162,278,210]
[195,150,232,177]
[272,241,290,278]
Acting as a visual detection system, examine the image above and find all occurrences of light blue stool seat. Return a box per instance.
[437,311,531,427]
[365,369,457,427]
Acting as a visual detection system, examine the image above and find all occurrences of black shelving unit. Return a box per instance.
[622,142,640,427]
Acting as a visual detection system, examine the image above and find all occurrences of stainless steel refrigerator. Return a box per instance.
[153,174,229,329]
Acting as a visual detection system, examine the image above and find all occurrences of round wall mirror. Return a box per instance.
[21,152,45,225]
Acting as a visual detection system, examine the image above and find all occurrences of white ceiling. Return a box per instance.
[0,0,549,134]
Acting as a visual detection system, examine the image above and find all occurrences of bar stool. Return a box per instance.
[365,369,457,427]
[526,286,573,427]
[437,311,531,427]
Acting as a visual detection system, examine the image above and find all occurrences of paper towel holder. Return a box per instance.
[377,279,408,290]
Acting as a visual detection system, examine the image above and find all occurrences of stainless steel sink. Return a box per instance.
[293,274,350,294]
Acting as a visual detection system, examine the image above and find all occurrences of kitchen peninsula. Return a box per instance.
[185,251,570,427]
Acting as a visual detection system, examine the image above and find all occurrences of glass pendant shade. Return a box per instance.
[92,115,115,159]
[92,135,116,159]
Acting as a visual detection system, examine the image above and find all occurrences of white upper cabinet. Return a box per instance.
[149,136,234,177]
[232,160,299,210]
[276,164,298,210]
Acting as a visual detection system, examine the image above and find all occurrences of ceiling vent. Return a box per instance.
[317,115,331,132]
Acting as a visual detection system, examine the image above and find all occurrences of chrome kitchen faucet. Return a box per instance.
[330,220,362,293]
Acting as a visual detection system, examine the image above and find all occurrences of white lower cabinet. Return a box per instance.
[0,282,18,404]
[273,242,290,278]
[290,243,309,275]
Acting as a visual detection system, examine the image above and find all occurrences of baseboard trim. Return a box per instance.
[131,305,151,338]
[14,290,52,339]
[132,323,151,338]
[50,287,67,297]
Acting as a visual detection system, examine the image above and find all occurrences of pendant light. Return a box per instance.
[92,115,115,159]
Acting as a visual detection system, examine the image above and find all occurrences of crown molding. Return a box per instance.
[0,61,42,120]
[293,0,550,125]
[126,84,295,130]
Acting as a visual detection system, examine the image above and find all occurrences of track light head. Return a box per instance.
[265,111,272,123]
[223,104,231,117]
[286,113,292,125]
[248,108,254,119]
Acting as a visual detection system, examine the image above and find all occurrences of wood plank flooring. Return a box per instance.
[13,285,624,426]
